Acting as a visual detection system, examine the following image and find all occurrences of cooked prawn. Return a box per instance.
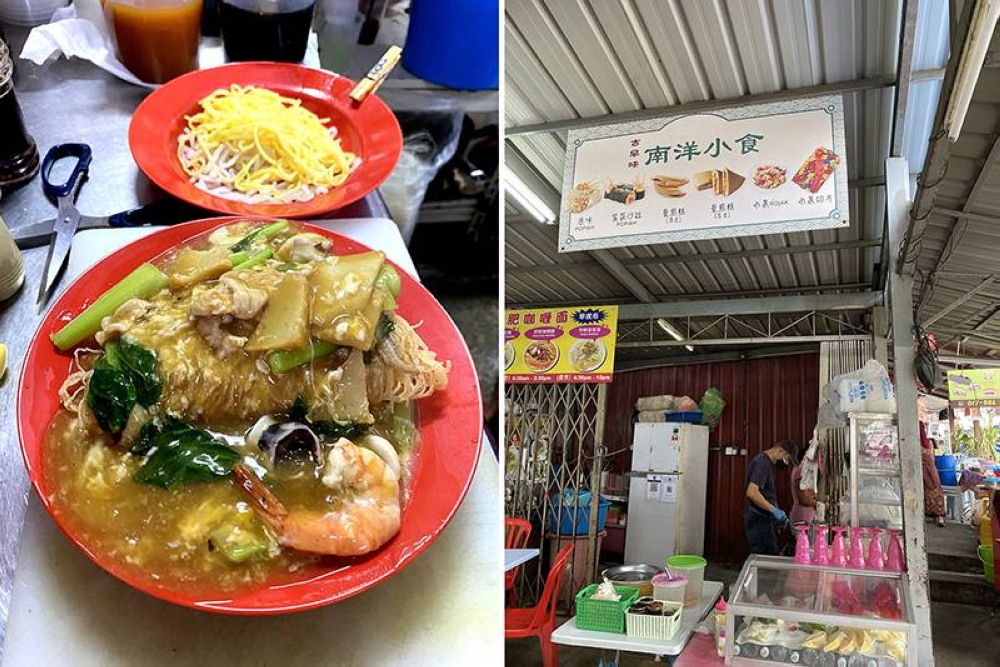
[233,441,401,556]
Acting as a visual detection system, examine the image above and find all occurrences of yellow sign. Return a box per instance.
[504,305,618,384]
[947,369,1000,407]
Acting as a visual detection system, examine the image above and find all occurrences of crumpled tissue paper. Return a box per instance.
[19,6,153,87]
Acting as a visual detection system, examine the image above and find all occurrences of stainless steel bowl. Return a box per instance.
[601,564,664,583]
[601,564,665,596]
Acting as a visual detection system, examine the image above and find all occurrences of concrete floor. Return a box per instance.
[437,293,499,401]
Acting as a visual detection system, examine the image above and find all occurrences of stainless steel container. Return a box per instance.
[600,564,665,598]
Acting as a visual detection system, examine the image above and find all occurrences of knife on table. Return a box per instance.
[13,199,213,249]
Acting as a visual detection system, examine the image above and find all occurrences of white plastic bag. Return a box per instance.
[823,360,897,420]
[636,395,673,411]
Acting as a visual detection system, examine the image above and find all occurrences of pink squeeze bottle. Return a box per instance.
[813,525,830,565]
[831,526,848,567]
[848,527,867,568]
[794,524,812,565]
[867,528,885,570]
[886,529,904,572]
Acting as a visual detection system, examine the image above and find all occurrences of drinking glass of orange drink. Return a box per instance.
[104,0,203,84]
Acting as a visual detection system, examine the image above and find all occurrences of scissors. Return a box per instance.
[36,143,92,310]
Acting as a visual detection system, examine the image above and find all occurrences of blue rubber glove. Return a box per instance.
[770,507,788,524]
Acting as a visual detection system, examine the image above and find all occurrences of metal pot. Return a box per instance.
[600,564,664,598]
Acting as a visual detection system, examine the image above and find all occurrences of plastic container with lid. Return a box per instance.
[666,554,707,607]
[652,572,686,605]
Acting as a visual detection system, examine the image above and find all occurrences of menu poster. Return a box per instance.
[504,305,619,384]
[558,94,849,252]
[947,369,1000,407]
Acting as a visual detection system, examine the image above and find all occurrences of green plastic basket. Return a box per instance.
[575,584,640,633]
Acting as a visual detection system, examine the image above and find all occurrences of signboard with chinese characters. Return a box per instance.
[947,369,1000,407]
[558,94,849,252]
[504,305,619,383]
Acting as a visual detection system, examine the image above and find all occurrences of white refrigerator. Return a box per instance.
[624,422,710,565]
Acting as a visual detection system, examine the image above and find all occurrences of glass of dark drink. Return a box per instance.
[0,39,39,189]
[219,0,315,63]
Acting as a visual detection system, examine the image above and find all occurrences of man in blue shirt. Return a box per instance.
[744,440,798,555]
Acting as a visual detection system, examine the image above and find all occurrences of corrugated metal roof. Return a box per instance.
[910,30,1000,357]
[504,0,950,364]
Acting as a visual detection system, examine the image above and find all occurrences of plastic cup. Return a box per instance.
[104,0,203,84]
[652,572,687,605]
[0,0,68,26]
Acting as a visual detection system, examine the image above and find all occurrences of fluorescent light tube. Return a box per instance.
[944,0,1000,140]
[656,318,695,352]
[504,171,556,224]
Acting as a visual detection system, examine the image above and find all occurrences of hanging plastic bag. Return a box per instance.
[699,387,726,427]
[822,360,897,421]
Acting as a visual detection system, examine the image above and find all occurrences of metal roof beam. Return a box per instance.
[921,275,995,327]
[930,206,1000,225]
[938,354,1000,367]
[505,282,872,310]
[898,0,980,271]
[508,240,881,276]
[505,77,896,137]
[618,292,882,320]
[618,335,870,349]
[588,249,655,303]
[892,0,920,155]
[917,134,1000,312]
[621,239,881,268]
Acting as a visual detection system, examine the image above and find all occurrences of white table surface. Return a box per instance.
[504,549,540,572]
[551,581,724,656]
[2,219,502,666]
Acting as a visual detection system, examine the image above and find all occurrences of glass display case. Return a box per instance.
[849,413,903,530]
[726,556,917,666]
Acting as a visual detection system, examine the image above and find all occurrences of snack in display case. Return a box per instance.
[727,555,916,666]
[792,147,840,193]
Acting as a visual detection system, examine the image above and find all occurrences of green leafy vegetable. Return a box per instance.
[132,416,241,488]
[208,526,271,563]
[286,395,368,441]
[373,313,395,347]
[86,338,162,434]
[229,220,289,253]
[311,420,370,441]
[288,396,310,422]
[365,314,396,365]
[87,351,137,434]
[117,338,162,407]
[52,263,168,351]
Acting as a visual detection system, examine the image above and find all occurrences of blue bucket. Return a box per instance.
[935,454,958,486]
[403,0,499,90]
[548,495,610,536]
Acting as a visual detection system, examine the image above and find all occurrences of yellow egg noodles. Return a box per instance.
[177,85,358,204]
